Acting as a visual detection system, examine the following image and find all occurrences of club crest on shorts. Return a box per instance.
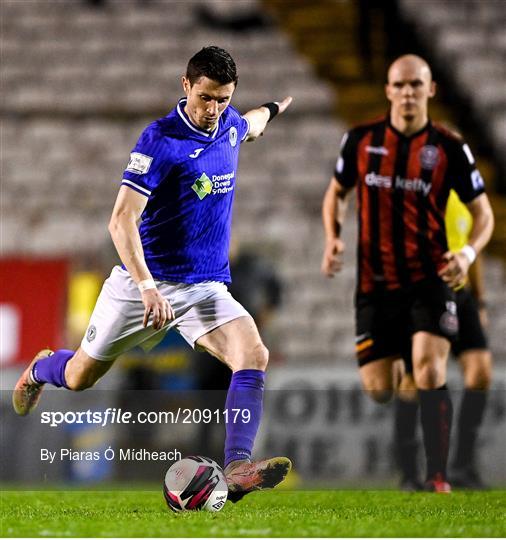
[445,300,457,315]
[439,310,458,336]
[419,145,439,170]
[229,127,237,147]
[86,325,97,342]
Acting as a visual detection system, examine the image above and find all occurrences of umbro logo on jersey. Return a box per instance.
[365,145,389,155]
[189,148,204,158]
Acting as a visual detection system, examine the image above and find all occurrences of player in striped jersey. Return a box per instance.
[321,54,494,492]
[394,190,492,490]
[13,46,292,499]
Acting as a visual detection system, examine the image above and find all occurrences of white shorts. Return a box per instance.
[81,266,249,361]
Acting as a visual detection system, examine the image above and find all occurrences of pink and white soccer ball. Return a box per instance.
[163,456,228,512]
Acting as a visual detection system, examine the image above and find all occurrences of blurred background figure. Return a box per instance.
[66,252,109,349]
[394,189,493,490]
[321,53,494,492]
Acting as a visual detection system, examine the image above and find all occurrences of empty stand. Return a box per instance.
[399,0,506,172]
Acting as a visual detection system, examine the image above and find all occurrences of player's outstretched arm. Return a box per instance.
[321,176,351,278]
[109,186,174,329]
[243,96,292,141]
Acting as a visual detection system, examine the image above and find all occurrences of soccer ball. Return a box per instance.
[163,456,228,512]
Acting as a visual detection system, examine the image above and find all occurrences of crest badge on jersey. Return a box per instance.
[126,152,153,175]
[229,127,238,147]
[419,145,439,170]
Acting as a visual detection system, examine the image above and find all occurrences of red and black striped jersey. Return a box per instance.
[335,117,485,294]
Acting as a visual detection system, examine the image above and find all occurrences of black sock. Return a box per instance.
[453,388,487,470]
[394,398,420,480]
[419,385,453,481]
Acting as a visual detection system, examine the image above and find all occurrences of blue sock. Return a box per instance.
[224,369,265,468]
[32,349,73,388]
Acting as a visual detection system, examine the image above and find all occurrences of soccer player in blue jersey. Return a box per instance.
[13,46,293,500]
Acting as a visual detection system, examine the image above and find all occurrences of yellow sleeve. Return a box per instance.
[445,190,472,252]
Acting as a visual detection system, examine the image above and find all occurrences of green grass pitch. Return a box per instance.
[1,489,505,537]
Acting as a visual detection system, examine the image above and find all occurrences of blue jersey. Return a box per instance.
[121,99,250,284]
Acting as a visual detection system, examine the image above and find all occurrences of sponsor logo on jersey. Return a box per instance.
[211,171,235,195]
[191,173,213,200]
[229,127,238,147]
[365,172,432,196]
[189,148,204,158]
[365,145,389,156]
[126,152,153,175]
[191,171,236,199]
[419,145,439,170]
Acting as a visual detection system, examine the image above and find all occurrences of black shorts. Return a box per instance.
[355,278,458,367]
[451,287,487,356]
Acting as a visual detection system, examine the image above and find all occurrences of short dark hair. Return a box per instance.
[186,46,238,86]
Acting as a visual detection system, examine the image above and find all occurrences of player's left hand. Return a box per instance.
[277,96,293,114]
[438,250,470,289]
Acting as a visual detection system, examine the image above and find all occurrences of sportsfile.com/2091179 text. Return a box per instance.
[40,407,251,428]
